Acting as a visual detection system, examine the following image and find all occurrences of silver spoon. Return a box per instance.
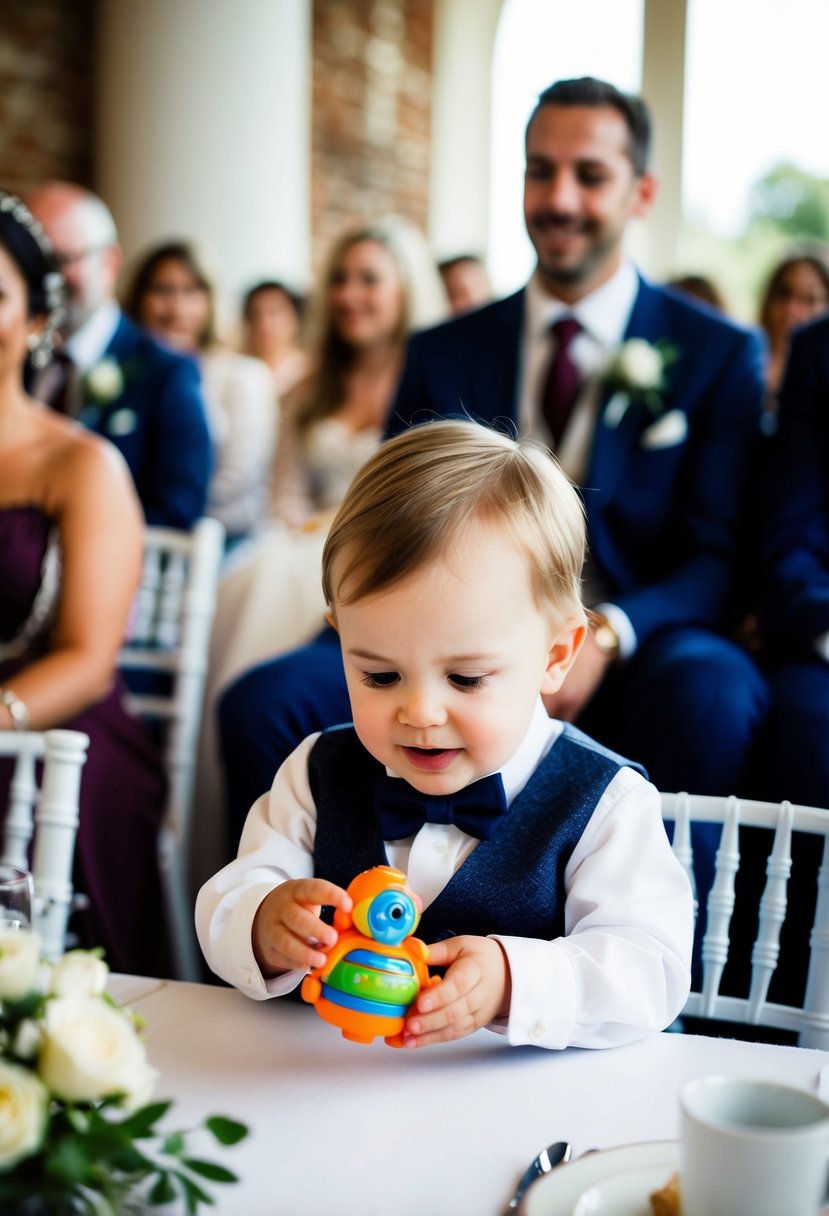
[503,1139,572,1214]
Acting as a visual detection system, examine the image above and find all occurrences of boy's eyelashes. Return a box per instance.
[359,672,490,692]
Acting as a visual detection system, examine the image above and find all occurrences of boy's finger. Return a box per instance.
[295,877,352,911]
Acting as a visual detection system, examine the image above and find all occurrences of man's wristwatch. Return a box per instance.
[591,612,621,660]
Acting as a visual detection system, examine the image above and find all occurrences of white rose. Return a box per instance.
[0,1060,48,1169]
[12,1018,42,1061]
[38,995,158,1104]
[615,339,664,390]
[86,357,124,402]
[49,950,109,999]
[0,928,41,1000]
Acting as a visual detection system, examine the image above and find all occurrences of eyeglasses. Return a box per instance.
[53,245,109,270]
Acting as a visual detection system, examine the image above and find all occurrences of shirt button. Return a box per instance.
[433,839,447,852]
[530,1021,546,1041]
[242,968,254,987]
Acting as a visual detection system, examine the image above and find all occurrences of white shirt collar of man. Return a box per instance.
[63,299,121,374]
[527,259,639,352]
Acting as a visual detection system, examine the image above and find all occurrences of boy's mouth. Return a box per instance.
[401,746,461,772]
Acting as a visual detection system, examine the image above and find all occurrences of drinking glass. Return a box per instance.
[0,863,34,930]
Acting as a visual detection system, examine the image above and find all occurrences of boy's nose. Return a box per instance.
[397,690,447,728]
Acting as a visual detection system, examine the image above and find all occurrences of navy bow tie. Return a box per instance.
[373,771,508,842]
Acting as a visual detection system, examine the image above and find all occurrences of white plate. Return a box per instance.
[572,1162,678,1215]
[521,1142,679,1216]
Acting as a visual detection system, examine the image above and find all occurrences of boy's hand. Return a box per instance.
[252,878,351,977]
[402,936,511,1048]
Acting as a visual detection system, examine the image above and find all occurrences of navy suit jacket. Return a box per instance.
[387,276,765,646]
[77,313,212,529]
[760,314,829,646]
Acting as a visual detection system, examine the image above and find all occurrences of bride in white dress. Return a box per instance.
[193,216,447,885]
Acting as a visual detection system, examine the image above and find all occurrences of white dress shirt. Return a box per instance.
[196,699,693,1050]
[63,300,121,373]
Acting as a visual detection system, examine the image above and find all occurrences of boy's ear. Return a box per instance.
[541,620,587,694]
[324,609,338,633]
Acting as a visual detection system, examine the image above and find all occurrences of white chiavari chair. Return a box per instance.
[663,791,829,1049]
[119,517,224,980]
[0,729,90,959]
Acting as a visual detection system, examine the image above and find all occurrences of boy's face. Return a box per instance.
[329,522,583,796]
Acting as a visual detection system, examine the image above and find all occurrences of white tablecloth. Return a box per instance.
[109,976,828,1216]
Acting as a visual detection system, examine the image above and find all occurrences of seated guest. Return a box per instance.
[0,190,169,976]
[756,313,829,809]
[664,272,727,313]
[192,216,447,877]
[758,250,829,433]
[437,253,493,315]
[26,182,211,530]
[242,278,309,400]
[219,77,768,848]
[124,241,276,549]
[197,421,693,1049]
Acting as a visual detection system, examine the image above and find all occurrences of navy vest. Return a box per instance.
[309,724,645,943]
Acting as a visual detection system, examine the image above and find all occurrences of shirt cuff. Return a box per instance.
[490,934,578,1049]
[223,883,306,1000]
[595,602,637,660]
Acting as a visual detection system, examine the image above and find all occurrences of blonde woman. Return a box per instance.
[194,217,447,881]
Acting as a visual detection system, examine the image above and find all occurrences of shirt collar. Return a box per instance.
[385,697,562,808]
[63,300,121,372]
[526,261,639,351]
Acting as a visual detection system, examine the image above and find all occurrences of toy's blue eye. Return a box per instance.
[366,889,417,944]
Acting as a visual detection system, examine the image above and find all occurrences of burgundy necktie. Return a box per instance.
[38,351,77,417]
[540,317,582,447]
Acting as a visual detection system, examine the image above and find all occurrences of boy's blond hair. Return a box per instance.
[322,420,586,621]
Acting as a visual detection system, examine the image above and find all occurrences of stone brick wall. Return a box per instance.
[0,0,434,273]
[0,0,98,196]
[311,0,433,270]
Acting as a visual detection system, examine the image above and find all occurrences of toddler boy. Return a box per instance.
[196,420,693,1049]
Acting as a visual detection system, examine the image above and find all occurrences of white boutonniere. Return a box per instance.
[84,356,124,405]
[601,338,679,429]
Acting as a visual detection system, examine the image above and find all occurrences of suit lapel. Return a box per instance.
[473,290,524,426]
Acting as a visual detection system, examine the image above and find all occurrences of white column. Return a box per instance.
[96,0,312,334]
[429,0,504,261]
[640,0,688,278]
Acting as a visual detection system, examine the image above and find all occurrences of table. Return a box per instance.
[108,976,829,1216]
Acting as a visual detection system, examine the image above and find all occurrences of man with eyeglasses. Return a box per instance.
[26,181,211,530]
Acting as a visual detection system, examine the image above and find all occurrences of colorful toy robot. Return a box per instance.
[301,865,439,1047]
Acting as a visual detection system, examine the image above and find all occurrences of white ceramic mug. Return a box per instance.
[680,1074,829,1216]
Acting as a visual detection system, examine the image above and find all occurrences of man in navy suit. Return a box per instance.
[220,77,768,838]
[27,181,211,530]
[756,315,829,806]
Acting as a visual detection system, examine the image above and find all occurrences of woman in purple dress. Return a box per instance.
[0,190,168,975]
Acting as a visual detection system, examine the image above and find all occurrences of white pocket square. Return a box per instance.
[640,408,688,449]
[107,407,138,437]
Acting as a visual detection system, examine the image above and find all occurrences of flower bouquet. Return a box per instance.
[0,930,247,1215]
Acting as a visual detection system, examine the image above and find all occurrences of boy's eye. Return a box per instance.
[361,671,399,689]
[449,674,488,691]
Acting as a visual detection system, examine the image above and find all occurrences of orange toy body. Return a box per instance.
[300,865,439,1046]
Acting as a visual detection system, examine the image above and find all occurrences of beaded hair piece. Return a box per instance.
[0,190,65,368]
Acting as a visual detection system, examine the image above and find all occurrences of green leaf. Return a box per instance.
[149,1170,178,1204]
[182,1158,239,1183]
[117,1099,173,1138]
[162,1131,185,1156]
[175,1170,215,1215]
[204,1115,248,1145]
